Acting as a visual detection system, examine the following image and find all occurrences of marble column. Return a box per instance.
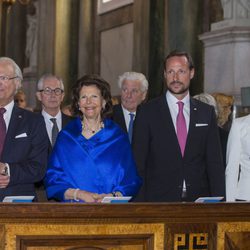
[199,0,250,105]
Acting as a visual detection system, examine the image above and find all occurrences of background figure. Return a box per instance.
[36,74,73,201]
[193,93,228,168]
[0,57,48,201]
[45,74,141,202]
[226,113,250,201]
[61,104,73,117]
[212,93,234,131]
[112,72,148,143]
[14,89,33,111]
[133,50,225,202]
[111,96,120,105]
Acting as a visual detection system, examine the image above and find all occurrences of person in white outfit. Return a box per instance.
[226,114,250,201]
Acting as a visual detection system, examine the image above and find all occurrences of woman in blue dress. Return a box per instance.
[45,74,142,202]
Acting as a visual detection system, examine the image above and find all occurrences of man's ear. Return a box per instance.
[142,91,147,102]
[61,92,65,101]
[190,68,195,80]
[36,92,42,101]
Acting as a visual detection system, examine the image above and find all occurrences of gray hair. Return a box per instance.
[193,93,218,117]
[118,72,148,92]
[37,73,64,91]
[0,57,23,89]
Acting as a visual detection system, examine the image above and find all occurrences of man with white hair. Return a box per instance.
[36,74,72,201]
[36,74,72,149]
[0,57,48,201]
[113,71,148,142]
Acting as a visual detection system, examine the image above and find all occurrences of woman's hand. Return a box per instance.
[93,193,112,203]
[64,188,112,203]
[76,190,98,202]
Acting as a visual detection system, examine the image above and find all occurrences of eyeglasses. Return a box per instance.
[39,87,64,96]
[0,75,19,81]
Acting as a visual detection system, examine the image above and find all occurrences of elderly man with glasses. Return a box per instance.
[36,74,72,149]
[36,74,72,201]
[0,57,48,201]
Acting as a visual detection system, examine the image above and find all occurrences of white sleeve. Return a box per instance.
[225,119,241,201]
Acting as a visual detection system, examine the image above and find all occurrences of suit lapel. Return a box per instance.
[185,98,199,155]
[159,95,182,154]
[114,104,127,132]
[3,106,24,156]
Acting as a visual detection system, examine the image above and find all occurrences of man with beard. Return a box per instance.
[132,50,225,202]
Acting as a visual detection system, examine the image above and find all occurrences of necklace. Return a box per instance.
[82,120,104,134]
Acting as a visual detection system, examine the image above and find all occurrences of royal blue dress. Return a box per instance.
[45,117,142,202]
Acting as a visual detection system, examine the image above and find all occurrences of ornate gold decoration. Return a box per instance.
[174,233,208,250]
[4,223,165,250]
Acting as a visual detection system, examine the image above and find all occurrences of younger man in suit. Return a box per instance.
[132,50,225,202]
[0,57,48,201]
[113,72,148,142]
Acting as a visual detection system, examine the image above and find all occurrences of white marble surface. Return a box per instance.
[22,69,38,109]
[199,27,250,105]
[221,0,250,20]
[100,23,133,96]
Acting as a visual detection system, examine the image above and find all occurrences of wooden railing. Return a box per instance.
[0,202,249,249]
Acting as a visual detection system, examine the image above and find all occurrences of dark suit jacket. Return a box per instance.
[0,105,48,201]
[112,104,127,133]
[36,111,73,202]
[132,94,225,202]
[47,113,73,153]
[218,126,229,169]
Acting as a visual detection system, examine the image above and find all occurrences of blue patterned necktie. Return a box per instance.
[0,108,6,157]
[50,118,59,147]
[128,113,135,143]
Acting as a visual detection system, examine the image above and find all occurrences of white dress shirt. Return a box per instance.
[121,105,136,132]
[166,91,190,192]
[166,91,190,132]
[3,100,14,130]
[42,110,62,144]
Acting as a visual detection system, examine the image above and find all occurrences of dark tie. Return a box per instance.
[128,113,135,143]
[50,118,59,147]
[0,108,6,158]
[176,101,187,156]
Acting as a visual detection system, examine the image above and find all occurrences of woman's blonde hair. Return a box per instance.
[212,93,234,127]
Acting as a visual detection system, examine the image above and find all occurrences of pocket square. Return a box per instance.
[15,133,27,138]
[195,123,208,127]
